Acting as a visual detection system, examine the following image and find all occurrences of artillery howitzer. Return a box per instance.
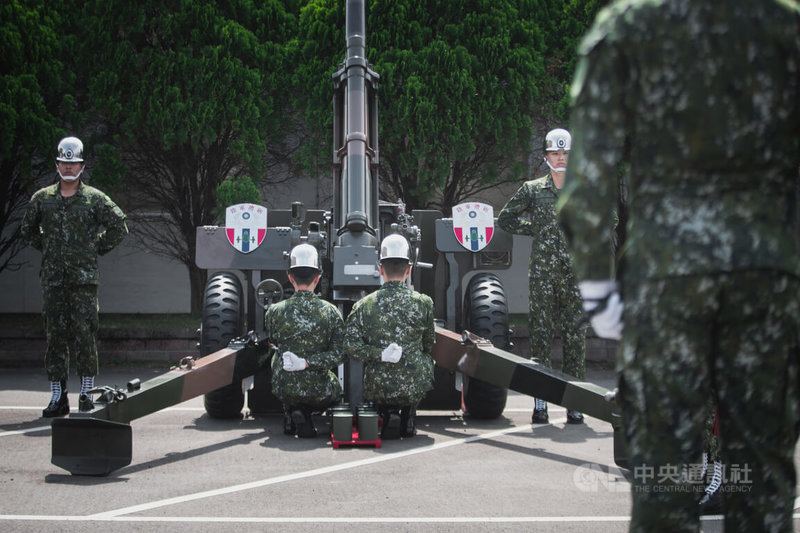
[51,0,624,476]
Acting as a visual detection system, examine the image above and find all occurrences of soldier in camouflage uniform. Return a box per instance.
[20,137,128,417]
[497,128,586,424]
[344,234,435,439]
[558,1,800,531]
[265,243,345,438]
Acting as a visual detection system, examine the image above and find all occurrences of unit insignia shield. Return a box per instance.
[225,204,267,253]
[452,202,494,252]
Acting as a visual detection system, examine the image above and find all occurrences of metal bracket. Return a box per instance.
[89,386,127,404]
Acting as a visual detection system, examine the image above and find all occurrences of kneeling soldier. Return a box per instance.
[265,244,345,437]
[344,234,435,439]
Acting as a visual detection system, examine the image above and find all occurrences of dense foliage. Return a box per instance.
[1,0,609,312]
[293,0,609,211]
[369,0,542,210]
[81,0,300,313]
[0,0,75,272]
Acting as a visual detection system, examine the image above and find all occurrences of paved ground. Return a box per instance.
[0,366,797,532]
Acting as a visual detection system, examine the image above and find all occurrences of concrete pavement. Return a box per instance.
[0,366,795,532]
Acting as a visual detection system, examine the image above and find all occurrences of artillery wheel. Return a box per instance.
[200,272,245,418]
[462,273,509,419]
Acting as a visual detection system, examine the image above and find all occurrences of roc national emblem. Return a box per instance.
[225,204,267,253]
[452,202,494,252]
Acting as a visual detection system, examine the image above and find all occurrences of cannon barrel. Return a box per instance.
[331,0,382,299]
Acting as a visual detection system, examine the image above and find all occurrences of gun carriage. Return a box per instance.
[51,0,623,476]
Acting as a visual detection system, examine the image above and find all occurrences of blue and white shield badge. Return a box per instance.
[225,204,267,253]
[452,202,494,252]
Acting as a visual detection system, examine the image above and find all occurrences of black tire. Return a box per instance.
[200,272,245,418]
[462,273,509,419]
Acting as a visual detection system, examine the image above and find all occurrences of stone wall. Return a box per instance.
[0,324,198,367]
[0,323,617,367]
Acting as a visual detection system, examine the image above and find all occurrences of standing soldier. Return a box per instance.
[559,1,800,531]
[265,243,345,438]
[497,128,586,424]
[343,234,435,439]
[21,136,128,417]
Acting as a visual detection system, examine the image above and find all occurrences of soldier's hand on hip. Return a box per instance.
[578,279,624,340]
[282,351,307,371]
[381,343,403,363]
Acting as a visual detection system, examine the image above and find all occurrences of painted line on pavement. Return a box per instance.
[5,512,791,524]
[0,421,565,524]
[0,425,50,436]
[88,420,560,519]
[2,419,796,524]
[1,514,639,524]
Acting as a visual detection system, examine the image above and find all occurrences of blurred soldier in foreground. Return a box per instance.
[264,244,345,438]
[344,234,435,439]
[558,1,800,531]
[498,128,586,424]
[21,136,128,416]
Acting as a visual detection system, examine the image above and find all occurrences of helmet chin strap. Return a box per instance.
[57,165,83,182]
[544,156,566,173]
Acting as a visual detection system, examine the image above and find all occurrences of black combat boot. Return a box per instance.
[699,488,722,515]
[291,405,317,438]
[699,459,723,515]
[380,407,402,439]
[566,410,584,424]
[42,380,69,418]
[400,405,417,437]
[531,398,548,424]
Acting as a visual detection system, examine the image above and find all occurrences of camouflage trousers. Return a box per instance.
[361,362,434,406]
[618,272,800,533]
[42,284,99,381]
[271,355,342,408]
[528,274,586,379]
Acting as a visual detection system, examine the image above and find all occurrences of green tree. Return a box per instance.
[295,0,545,212]
[214,175,261,224]
[373,0,546,210]
[80,0,299,314]
[287,0,345,178]
[0,0,75,273]
[294,0,616,211]
[538,0,610,125]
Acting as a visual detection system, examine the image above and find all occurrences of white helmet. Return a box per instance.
[289,243,320,271]
[380,234,410,262]
[56,137,84,162]
[544,128,571,152]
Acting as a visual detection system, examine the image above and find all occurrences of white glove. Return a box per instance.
[381,342,403,363]
[282,350,307,372]
[578,280,624,340]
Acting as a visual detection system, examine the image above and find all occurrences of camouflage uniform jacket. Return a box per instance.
[21,181,128,287]
[265,290,345,403]
[559,0,800,281]
[497,174,574,280]
[344,280,435,404]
